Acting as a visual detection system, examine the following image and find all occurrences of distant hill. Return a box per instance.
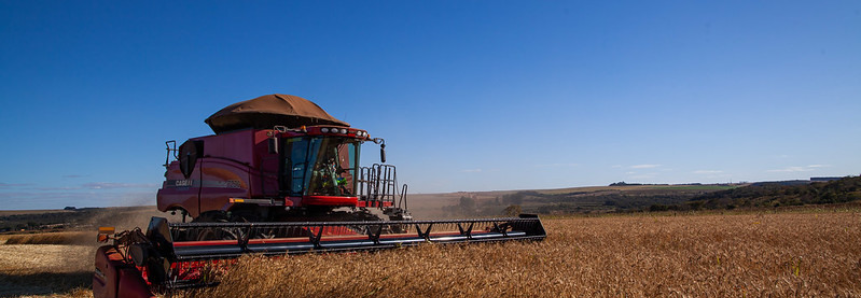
[439,183,740,216]
[684,176,861,210]
[438,176,861,216]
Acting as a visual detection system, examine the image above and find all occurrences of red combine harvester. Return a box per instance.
[93,94,546,298]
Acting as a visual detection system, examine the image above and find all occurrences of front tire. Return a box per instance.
[192,211,243,241]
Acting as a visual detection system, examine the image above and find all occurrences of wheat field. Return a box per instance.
[188,211,861,298]
[1,211,859,297]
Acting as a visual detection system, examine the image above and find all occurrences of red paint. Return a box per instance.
[356,201,393,208]
[302,195,359,206]
[93,246,156,298]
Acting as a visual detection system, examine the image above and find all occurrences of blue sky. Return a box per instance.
[1,1,859,210]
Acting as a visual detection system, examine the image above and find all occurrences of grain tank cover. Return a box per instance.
[205,94,350,134]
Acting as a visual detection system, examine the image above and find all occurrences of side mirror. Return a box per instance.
[178,140,204,179]
[380,144,386,164]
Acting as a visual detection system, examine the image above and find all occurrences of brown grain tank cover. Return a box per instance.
[205,94,350,134]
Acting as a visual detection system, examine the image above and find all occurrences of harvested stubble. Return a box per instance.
[0,231,95,297]
[184,212,861,298]
[2,231,94,245]
[0,243,93,297]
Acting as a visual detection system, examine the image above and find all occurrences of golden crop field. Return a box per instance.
[1,210,859,297]
[189,211,861,298]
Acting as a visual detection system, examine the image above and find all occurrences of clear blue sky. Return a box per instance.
[1,1,859,210]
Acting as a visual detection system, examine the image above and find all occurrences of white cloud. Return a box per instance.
[460,169,482,173]
[631,164,661,169]
[36,186,81,191]
[0,182,33,188]
[767,166,814,173]
[534,163,579,168]
[767,165,829,173]
[629,173,657,180]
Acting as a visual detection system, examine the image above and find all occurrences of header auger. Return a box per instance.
[93,94,546,298]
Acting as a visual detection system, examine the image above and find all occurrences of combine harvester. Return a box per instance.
[93,94,546,298]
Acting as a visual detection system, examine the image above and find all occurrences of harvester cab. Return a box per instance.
[93,94,546,298]
[156,94,410,224]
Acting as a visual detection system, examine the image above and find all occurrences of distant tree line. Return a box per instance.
[441,176,861,215]
[0,209,97,232]
[679,176,861,211]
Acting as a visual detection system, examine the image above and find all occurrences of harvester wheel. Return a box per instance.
[192,211,244,241]
[230,211,277,239]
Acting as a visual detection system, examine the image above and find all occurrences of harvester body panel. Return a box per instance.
[157,130,261,218]
[157,127,376,219]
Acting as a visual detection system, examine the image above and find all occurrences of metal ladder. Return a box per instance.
[358,164,407,210]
